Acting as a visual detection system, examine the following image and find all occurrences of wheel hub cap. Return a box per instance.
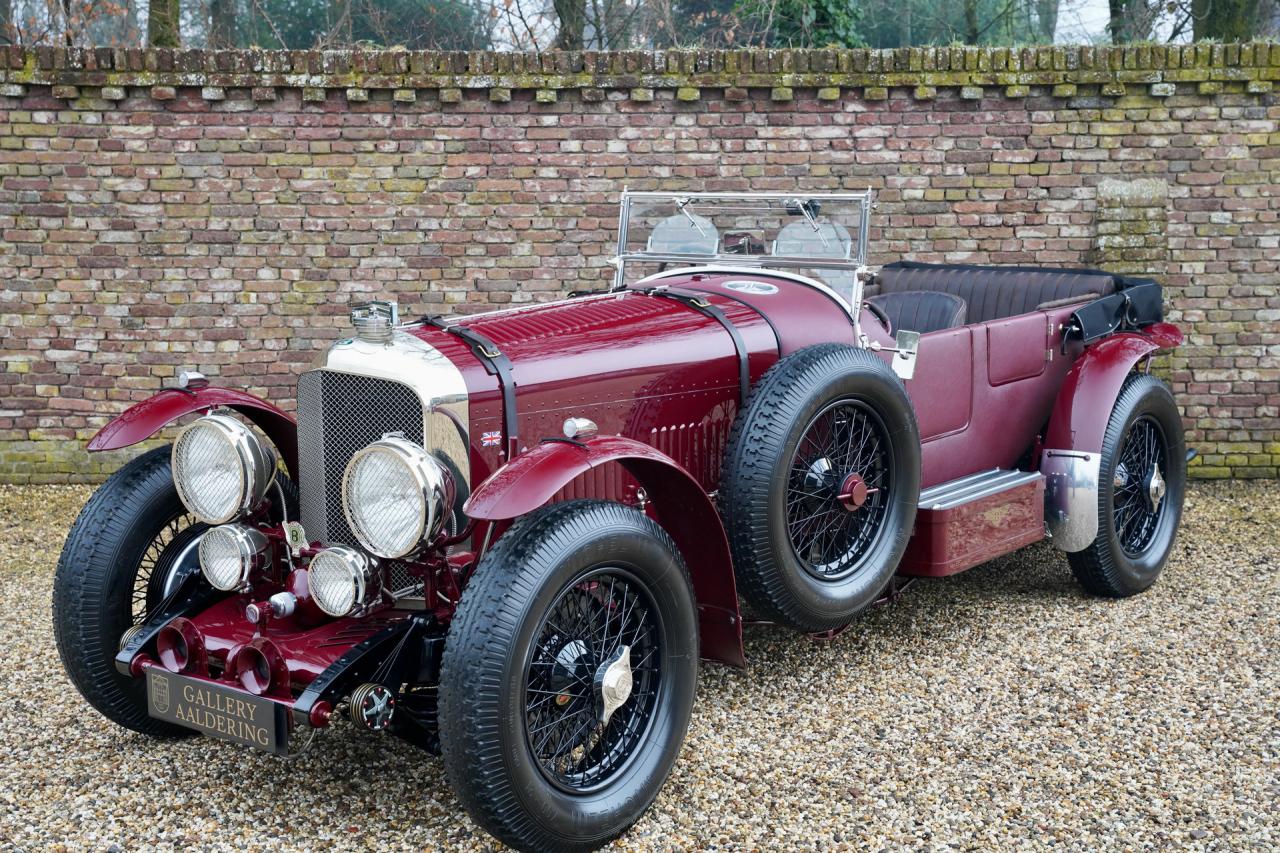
[1113,462,1129,491]
[836,472,869,511]
[804,457,834,494]
[595,644,633,726]
[1145,465,1166,511]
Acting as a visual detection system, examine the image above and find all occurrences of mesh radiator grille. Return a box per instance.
[296,370,424,594]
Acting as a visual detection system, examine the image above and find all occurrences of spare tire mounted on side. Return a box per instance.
[721,343,921,633]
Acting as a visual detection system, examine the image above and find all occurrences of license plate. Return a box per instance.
[146,668,289,755]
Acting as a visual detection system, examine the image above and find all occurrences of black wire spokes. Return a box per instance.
[131,513,198,624]
[786,399,892,580]
[1112,416,1167,557]
[524,569,662,792]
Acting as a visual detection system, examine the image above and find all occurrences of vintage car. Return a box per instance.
[54,191,1187,851]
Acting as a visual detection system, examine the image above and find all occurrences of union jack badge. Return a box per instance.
[481,430,502,448]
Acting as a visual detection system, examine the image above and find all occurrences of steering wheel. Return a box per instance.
[862,299,892,336]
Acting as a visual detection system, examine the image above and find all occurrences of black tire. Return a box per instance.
[53,443,297,736]
[722,343,921,632]
[52,446,203,736]
[1068,374,1186,597]
[439,500,698,853]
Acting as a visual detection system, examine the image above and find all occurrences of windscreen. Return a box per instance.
[615,192,872,304]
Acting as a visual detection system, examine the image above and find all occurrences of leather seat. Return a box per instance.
[867,290,968,335]
[876,262,1117,323]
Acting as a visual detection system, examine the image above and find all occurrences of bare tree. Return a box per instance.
[553,0,585,47]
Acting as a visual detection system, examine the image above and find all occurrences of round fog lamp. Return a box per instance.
[342,436,455,559]
[172,413,278,525]
[198,524,269,591]
[308,546,375,618]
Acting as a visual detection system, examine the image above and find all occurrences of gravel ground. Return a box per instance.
[0,481,1276,852]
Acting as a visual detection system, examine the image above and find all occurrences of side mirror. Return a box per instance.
[891,330,920,380]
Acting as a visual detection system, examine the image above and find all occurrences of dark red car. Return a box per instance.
[54,191,1187,852]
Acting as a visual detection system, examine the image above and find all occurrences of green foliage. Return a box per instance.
[148,0,181,46]
[237,0,491,49]
[859,0,1056,47]
[1193,0,1262,41]
[733,0,863,47]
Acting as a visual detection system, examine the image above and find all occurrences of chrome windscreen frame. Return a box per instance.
[309,331,471,507]
[611,189,875,341]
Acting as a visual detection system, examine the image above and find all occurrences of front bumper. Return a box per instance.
[118,578,435,744]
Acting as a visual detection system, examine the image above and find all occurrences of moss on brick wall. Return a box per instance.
[0,44,1277,482]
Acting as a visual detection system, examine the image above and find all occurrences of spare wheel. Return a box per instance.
[721,343,921,632]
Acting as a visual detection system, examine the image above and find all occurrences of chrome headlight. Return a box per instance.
[341,436,455,559]
[308,545,375,617]
[198,524,268,591]
[172,414,277,525]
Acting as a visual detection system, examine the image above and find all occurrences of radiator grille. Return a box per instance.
[296,370,424,594]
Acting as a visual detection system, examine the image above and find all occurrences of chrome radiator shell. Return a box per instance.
[296,332,470,553]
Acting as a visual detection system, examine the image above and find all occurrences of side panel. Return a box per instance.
[905,326,974,442]
[986,313,1049,386]
[907,306,1077,489]
[464,436,745,668]
[87,387,299,477]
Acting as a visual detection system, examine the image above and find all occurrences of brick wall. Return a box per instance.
[1,44,1277,482]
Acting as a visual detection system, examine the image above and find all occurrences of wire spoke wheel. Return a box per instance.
[1111,414,1168,558]
[785,398,893,580]
[722,344,919,632]
[440,500,698,850]
[524,567,663,793]
[131,512,202,625]
[1068,374,1186,599]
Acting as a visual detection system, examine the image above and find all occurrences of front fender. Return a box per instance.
[465,436,745,668]
[88,387,299,478]
[1041,323,1182,552]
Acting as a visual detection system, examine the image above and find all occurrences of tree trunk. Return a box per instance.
[0,0,12,46]
[1107,0,1127,42]
[148,0,182,47]
[1193,0,1260,39]
[1035,0,1059,41]
[209,0,234,47]
[899,1,912,46]
[963,0,979,42]
[554,0,586,49]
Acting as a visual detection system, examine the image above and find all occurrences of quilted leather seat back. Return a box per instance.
[866,290,968,334]
[877,262,1117,323]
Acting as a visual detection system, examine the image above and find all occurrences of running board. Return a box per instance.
[900,468,1046,577]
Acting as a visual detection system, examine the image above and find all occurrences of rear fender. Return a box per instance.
[1040,323,1182,552]
[88,387,299,478]
[464,436,745,668]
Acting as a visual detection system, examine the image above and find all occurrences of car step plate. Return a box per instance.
[146,668,289,755]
